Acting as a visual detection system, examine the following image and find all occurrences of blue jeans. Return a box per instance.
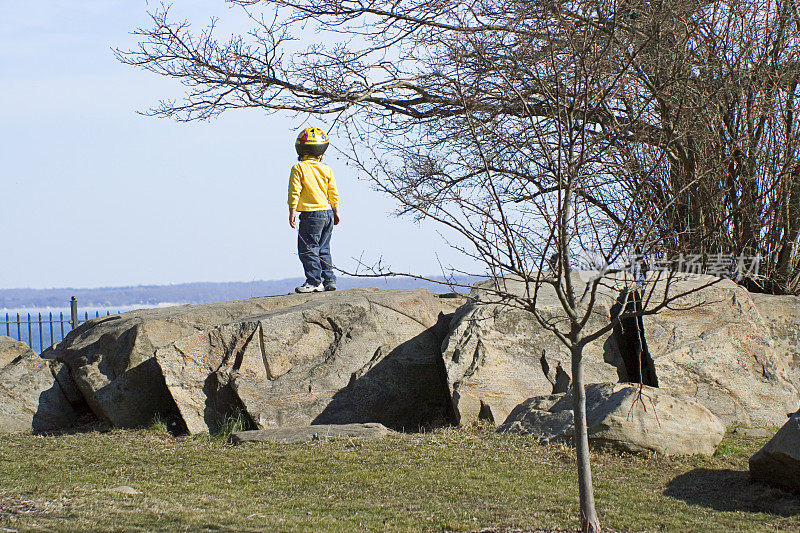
[298,210,336,286]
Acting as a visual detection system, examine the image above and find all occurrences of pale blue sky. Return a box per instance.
[0,0,474,289]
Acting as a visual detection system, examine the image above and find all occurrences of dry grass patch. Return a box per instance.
[0,426,797,532]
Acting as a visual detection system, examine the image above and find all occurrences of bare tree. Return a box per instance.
[118,1,800,295]
[118,1,763,530]
[335,9,721,531]
[613,0,800,293]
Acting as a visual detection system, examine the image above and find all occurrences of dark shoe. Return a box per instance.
[324,284,336,291]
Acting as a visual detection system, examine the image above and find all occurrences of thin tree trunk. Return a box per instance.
[775,165,800,290]
[571,343,600,533]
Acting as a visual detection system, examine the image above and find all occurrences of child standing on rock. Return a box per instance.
[288,127,340,293]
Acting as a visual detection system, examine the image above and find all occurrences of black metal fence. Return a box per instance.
[2,297,118,354]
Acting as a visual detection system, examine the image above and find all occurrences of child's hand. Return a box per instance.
[289,209,297,229]
[333,208,341,225]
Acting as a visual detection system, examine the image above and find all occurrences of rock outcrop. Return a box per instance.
[638,277,798,426]
[751,293,800,391]
[45,289,454,434]
[750,412,800,492]
[442,274,799,427]
[441,275,623,426]
[498,382,726,456]
[4,278,797,438]
[0,336,79,433]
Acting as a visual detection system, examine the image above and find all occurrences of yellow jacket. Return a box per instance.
[287,158,340,211]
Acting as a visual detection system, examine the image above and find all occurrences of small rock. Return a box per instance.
[230,423,393,444]
[101,486,141,495]
[732,427,773,438]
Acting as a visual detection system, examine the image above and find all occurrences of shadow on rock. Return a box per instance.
[664,468,800,516]
[609,289,658,387]
[203,372,256,435]
[311,315,456,432]
[91,357,177,428]
[31,381,79,435]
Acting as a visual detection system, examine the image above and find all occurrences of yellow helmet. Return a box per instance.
[295,127,329,156]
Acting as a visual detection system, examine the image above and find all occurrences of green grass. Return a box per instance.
[145,415,169,435]
[0,427,796,532]
[216,409,251,440]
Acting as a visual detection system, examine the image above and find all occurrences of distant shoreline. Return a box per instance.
[1,303,182,314]
[0,276,481,310]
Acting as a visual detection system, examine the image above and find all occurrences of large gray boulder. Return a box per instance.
[751,293,800,391]
[498,382,726,455]
[750,412,800,492]
[0,336,79,434]
[638,277,798,426]
[47,289,454,434]
[44,293,341,429]
[441,274,799,427]
[441,275,628,426]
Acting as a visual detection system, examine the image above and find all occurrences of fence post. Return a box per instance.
[70,296,78,330]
